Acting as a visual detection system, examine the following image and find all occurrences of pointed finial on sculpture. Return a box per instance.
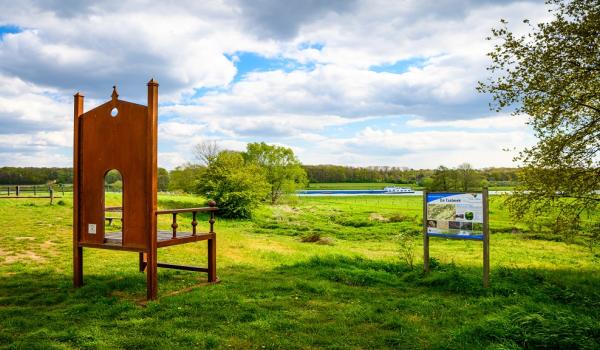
[111,85,119,102]
[147,78,159,86]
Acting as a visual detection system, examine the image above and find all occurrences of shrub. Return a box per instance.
[331,214,375,228]
[197,151,270,218]
[387,213,410,223]
[396,231,416,269]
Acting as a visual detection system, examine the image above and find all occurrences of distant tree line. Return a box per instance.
[303,165,431,184]
[0,164,518,191]
[0,167,171,192]
[425,164,485,191]
[303,164,518,187]
[0,167,73,185]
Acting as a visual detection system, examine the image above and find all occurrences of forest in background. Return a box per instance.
[0,165,518,189]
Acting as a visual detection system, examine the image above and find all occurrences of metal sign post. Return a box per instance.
[423,190,430,273]
[482,187,490,288]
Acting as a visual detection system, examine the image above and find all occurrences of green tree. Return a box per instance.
[157,167,170,192]
[244,142,308,204]
[427,164,482,191]
[168,164,205,193]
[479,0,600,238]
[197,151,269,218]
[104,169,122,184]
[111,180,123,191]
[429,166,453,191]
[455,163,482,192]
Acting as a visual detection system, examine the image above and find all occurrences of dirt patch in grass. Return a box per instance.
[40,240,59,256]
[278,205,299,214]
[14,236,35,241]
[301,233,335,245]
[369,213,389,222]
[3,250,45,264]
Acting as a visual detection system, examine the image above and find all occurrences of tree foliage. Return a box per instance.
[168,164,205,193]
[303,164,517,187]
[157,167,170,192]
[0,167,72,185]
[244,142,307,203]
[479,0,600,238]
[104,169,122,184]
[197,151,269,218]
[426,163,484,191]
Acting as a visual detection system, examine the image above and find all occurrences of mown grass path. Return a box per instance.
[0,194,598,349]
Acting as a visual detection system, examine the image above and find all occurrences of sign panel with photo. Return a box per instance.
[425,192,484,240]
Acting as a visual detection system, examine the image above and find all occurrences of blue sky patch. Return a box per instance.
[225,51,315,82]
[370,57,427,74]
[0,24,22,40]
[298,42,324,50]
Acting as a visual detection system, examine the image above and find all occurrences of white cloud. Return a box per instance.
[405,114,529,130]
[0,0,551,169]
[296,126,536,168]
[158,152,188,170]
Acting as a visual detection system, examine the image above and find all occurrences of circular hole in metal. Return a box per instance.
[110,107,118,117]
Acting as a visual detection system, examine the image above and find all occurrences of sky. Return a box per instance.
[0,0,550,170]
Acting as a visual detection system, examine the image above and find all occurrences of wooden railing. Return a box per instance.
[0,185,59,203]
[103,201,217,239]
[155,201,217,239]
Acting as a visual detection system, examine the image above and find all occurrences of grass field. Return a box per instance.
[0,194,599,349]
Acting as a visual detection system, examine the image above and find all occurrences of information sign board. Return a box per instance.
[426,192,484,240]
[423,189,490,287]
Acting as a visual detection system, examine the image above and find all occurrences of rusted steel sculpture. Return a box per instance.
[73,80,218,300]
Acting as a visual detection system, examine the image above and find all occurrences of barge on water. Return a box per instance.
[297,186,415,195]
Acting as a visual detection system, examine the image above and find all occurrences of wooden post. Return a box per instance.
[482,187,490,288]
[423,190,429,273]
[139,252,147,272]
[16,185,19,197]
[171,213,177,238]
[208,237,216,282]
[33,185,37,196]
[191,212,197,236]
[49,188,54,205]
[73,92,84,288]
[146,79,159,300]
[208,200,217,282]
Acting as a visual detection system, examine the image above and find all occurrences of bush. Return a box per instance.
[331,214,375,228]
[388,213,412,223]
[197,151,269,218]
[396,231,416,269]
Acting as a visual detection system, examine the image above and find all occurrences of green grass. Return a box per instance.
[0,194,599,349]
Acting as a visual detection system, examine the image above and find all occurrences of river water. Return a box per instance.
[296,190,512,197]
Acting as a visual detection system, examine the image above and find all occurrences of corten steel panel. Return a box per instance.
[78,99,150,250]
